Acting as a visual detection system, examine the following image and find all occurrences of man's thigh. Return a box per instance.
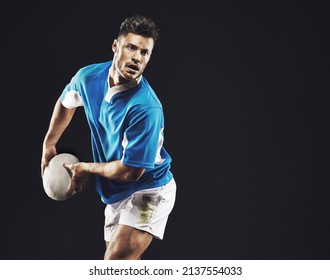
[104,224,153,260]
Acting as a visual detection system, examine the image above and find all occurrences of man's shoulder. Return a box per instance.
[131,78,163,110]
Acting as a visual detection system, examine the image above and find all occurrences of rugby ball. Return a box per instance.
[43,153,79,201]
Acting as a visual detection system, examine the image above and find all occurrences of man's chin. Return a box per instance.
[124,72,140,81]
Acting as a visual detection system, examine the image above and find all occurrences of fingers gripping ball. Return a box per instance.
[43,153,79,201]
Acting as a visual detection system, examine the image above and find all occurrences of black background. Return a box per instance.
[1,0,330,260]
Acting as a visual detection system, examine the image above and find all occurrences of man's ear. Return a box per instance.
[112,39,118,53]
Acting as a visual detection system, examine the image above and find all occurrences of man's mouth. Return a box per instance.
[126,64,139,72]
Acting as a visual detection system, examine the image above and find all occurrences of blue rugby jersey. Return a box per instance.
[60,60,173,204]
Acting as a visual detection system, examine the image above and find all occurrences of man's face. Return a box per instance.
[112,32,154,83]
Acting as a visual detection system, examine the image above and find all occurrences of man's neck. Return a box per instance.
[109,66,127,87]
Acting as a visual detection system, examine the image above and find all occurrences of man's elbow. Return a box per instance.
[122,167,145,182]
[125,172,144,182]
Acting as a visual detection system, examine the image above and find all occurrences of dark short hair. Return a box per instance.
[118,14,159,42]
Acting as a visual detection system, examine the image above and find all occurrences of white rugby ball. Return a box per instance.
[43,153,79,201]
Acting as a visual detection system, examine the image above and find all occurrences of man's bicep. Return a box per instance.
[118,161,145,181]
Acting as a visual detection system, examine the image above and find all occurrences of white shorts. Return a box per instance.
[104,178,176,241]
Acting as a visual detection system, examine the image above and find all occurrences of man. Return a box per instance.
[41,15,176,260]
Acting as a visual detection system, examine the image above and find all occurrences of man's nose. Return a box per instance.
[132,51,141,63]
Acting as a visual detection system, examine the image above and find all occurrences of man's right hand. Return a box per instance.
[41,144,57,178]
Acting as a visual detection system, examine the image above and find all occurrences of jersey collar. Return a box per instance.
[104,64,142,103]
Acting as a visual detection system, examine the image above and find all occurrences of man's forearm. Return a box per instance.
[78,160,145,182]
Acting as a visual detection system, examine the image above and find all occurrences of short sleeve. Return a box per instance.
[121,107,164,169]
[60,74,83,108]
